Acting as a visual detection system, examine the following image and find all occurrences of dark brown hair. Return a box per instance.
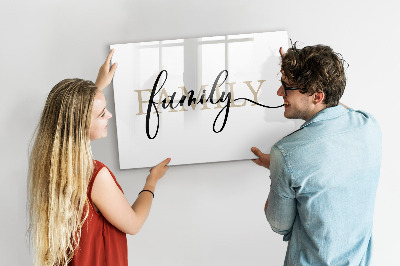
[281,43,348,107]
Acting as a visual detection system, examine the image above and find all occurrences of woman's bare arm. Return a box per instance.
[91,158,171,235]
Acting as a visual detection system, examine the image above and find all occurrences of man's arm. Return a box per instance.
[251,145,296,239]
[265,146,297,240]
[251,147,271,214]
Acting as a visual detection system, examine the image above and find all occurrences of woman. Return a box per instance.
[27,50,170,266]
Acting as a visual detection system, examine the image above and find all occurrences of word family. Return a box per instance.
[138,70,282,139]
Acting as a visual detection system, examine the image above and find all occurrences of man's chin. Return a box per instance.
[283,111,292,119]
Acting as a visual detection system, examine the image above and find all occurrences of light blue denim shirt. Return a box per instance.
[266,105,382,266]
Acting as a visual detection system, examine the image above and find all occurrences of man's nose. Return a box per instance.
[277,85,285,97]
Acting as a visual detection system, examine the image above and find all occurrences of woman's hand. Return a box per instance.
[95,49,117,90]
[147,158,171,185]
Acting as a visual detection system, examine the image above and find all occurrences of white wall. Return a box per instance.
[1,0,399,265]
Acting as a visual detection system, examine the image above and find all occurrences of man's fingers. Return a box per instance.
[279,47,285,57]
[251,147,263,158]
[252,158,262,166]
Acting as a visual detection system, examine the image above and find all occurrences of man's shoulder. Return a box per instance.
[274,128,310,157]
[348,108,380,127]
[274,107,381,157]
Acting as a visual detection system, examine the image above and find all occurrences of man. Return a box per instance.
[251,44,381,265]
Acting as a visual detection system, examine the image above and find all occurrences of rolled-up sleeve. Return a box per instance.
[266,145,297,241]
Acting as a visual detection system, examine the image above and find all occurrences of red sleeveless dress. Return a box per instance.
[69,160,128,266]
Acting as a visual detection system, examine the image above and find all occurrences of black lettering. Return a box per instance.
[146,70,168,139]
[145,70,283,139]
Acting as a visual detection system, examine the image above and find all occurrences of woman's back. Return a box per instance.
[69,160,127,266]
[28,51,170,265]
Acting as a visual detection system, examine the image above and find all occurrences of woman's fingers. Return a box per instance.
[160,158,171,167]
[106,49,115,66]
[110,62,118,76]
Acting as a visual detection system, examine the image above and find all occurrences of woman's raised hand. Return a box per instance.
[95,49,118,90]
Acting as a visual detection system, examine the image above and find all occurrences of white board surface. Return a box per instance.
[111,31,295,169]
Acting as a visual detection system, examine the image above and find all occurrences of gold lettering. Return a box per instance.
[243,80,265,105]
[134,89,152,115]
[227,82,246,107]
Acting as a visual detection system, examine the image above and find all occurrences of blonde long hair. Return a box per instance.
[28,79,98,265]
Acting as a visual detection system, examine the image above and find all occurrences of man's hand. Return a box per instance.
[339,102,350,109]
[251,147,271,169]
[95,49,117,90]
[279,47,286,58]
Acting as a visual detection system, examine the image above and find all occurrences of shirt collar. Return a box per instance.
[300,105,349,129]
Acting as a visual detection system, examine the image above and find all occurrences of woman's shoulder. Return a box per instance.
[90,160,108,188]
[93,159,105,169]
[88,160,122,210]
[93,160,115,176]
[91,160,123,192]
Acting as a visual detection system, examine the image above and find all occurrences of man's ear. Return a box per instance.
[313,92,325,105]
